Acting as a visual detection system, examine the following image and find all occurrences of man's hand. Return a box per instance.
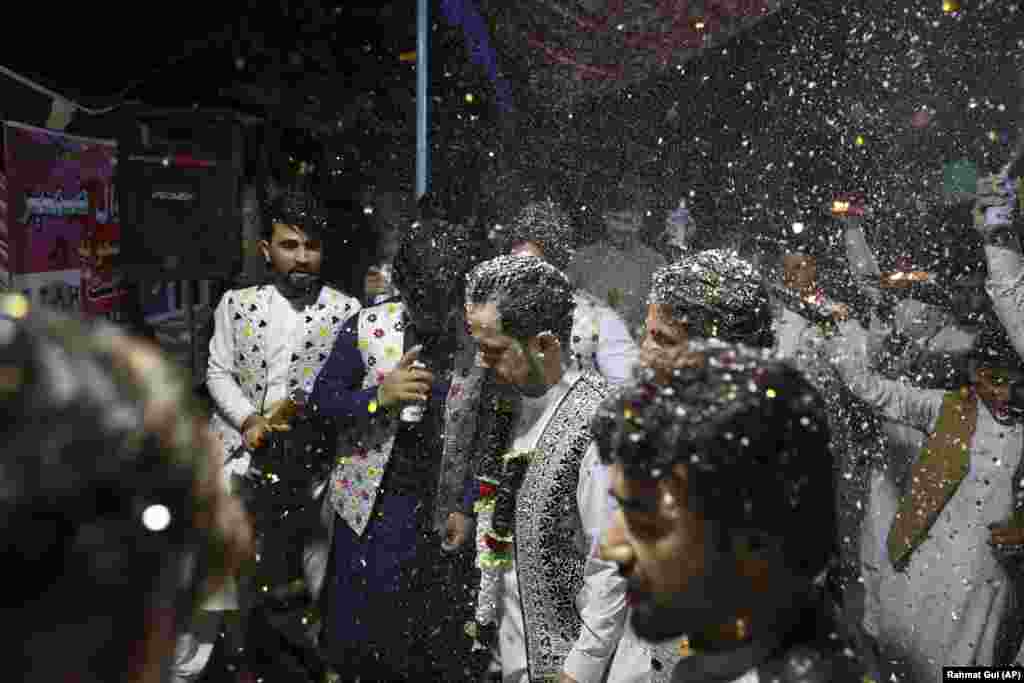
[242,414,273,451]
[377,346,434,409]
[365,268,391,297]
[973,173,1016,236]
[831,303,851,323]
[264,398,299,429]
[442,512,474,552]
[990,522,1024,548]
[558,673,579,683]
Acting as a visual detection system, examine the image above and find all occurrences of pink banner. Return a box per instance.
[3,121,125,316]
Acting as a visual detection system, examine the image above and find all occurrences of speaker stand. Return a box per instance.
[181,280,200,389]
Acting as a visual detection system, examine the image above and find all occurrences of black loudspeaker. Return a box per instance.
[116,113,243,281]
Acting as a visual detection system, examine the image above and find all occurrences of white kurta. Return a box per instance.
[497,370,647,682]
[572,291,640,387]
[203,289,304,611]
[985,241,1024,362]
[832,321,1024,681]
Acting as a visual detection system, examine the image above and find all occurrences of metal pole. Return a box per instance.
[416,0,429,199]
[182,279,197,387]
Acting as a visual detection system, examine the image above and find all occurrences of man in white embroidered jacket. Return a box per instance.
[463,255,648,683]
[173,190,360,682]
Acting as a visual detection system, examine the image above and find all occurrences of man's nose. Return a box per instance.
[599,513,635,568]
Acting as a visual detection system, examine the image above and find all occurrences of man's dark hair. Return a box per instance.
[261,189,330,241]
[593,342,834,579]
[0,299,219,681]
[496,199,576,271]
[465,255,576,351]
[320,196,377,301]
[649,250,776,348]
[392,216,488,318]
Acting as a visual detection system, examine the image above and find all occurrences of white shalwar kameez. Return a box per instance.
[832,321,1024,681]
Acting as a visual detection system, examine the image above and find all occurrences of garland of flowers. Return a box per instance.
[469,379,526,641]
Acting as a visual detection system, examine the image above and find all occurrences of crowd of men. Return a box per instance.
[3,167,1024,683]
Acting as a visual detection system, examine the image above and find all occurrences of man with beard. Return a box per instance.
[594,343,875,683]
[827,317,1024,681]
[177,190,361,681]
[462,255,647,682]
[311,213,487,680]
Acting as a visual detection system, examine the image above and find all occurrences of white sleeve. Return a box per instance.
[596,308,640,386]
[564,444,628,682]
[206,294,258,430]
[845,225,883,305]
[831,320,942,433]
[985,242,1024,362]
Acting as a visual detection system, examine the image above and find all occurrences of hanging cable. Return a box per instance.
[0,64,123,116]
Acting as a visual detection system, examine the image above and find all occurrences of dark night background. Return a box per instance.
[1,0,1022,277]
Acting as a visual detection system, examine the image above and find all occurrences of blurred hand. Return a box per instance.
[831,303,851,323]
[442,512,474,552]
[365,268,390,297]
[973,173,1015,235]
[377,346,434,409]
[242,415,273,451]
[558,673,579,683]
[264,398,298,430]
[990,522,1024,547]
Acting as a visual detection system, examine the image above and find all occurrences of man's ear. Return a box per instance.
[259,240,271,264]
[526,331,561,358]
[658,465,689,519]
[538,331,561,356]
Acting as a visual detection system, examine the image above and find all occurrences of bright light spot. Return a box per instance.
[854,135,865,146]
[942,0,960,12]
[464,93,475,104]
[2,294,29,319]
[363,206,374,215]
[792,222,805,234]
[142,504,172,532]
[989,130,999,142]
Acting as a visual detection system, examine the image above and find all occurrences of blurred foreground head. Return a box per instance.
[0,296,250,682]
[593,343,833,646]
